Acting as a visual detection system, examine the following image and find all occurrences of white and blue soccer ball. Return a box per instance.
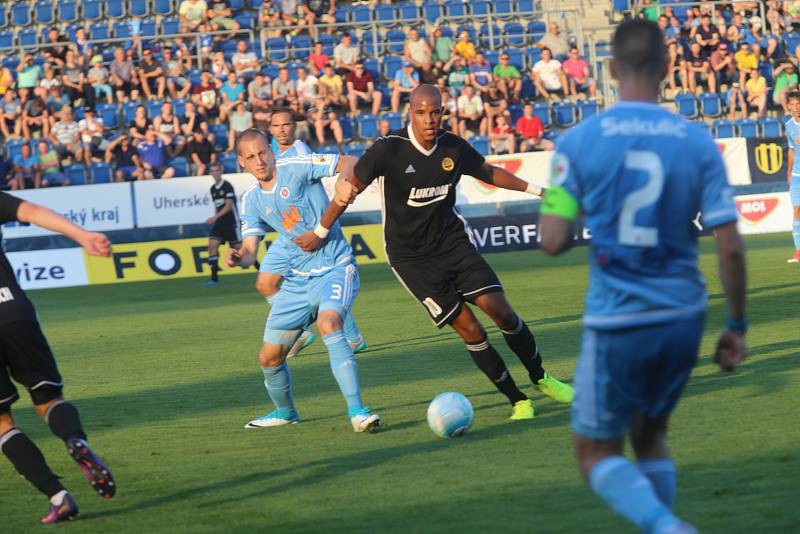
[427,392,474,438]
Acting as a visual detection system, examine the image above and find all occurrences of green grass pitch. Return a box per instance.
[1,233,798,532]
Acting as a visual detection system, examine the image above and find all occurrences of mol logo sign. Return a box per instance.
[737,197,779,223]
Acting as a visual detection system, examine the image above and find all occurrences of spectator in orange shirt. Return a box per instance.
[515,102,553,152]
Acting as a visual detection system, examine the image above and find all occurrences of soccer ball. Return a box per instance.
[427,392,474,438]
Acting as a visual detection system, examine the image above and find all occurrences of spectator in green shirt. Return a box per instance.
[492,53,522,101]
[773,62,798,112]
[16,54,42,100]
[36,140,70,187]
[430,25,454,68]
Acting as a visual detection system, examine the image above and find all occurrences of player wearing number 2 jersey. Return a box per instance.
[540,19,747,534]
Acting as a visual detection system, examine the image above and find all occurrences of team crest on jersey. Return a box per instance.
[312,154,330,165]
[441,157,454,171]
[279,186,290,199]
[550,153,570,186]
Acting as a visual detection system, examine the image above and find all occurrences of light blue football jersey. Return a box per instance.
[548,101,738,330]
[272,138,311,159]
[784,117,800,175]
[241,153,353,278]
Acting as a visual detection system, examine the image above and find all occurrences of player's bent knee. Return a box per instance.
[0,411,16,434]
[30,385,63,411]
[316,310,343,336]
[259,344,287,368]
[34,397,64,419]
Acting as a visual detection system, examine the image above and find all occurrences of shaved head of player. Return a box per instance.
[408,84,444,147]
[236,128,275,183]
[269,107,295,150]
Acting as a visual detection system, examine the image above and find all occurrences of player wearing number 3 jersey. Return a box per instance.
[540,19,747,533]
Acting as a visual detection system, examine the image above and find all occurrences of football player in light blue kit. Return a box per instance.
[227,128,380,433]
[539,20,748,534]
[783,91,800,262]
[255,109,367,357]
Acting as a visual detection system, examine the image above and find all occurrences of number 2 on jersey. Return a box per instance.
[618,150,664,247]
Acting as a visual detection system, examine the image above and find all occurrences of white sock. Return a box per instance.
[50,489,69,506]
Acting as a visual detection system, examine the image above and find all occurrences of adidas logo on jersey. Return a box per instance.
[405,164,416,173]
[407,184,451,207]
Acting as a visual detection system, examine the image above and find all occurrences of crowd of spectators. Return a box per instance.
[0,0,602,190]
[639,1,800,120]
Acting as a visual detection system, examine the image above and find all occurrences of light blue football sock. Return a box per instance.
[323,330,364,417]
[793,220,800,250]
[343,311,363,345]
[639,458,677,509]
[589,456,680,534]
[261,362,295,416]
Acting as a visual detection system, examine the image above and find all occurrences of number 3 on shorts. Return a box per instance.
[331,283,342,301]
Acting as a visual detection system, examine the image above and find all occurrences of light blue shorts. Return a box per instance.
[263,262,359,345]
[791,174,800,206]
[571,315,705,440]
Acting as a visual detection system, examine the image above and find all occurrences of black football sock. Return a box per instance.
[502,316,545,383]
[1,428,65,498]
[466,338,527,405]
[208,255,219,282]
[46,401,87,442]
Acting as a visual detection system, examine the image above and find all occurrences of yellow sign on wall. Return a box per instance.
[84,224,387,285]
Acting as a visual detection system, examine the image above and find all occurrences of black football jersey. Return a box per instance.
[0,192,36,325]
[210,179,238,226]
[354,127,488,262]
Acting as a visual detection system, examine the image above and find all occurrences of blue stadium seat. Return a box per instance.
[140,19,157,37]
[6,140,26,162]
[319,34,337,55]
[97,104,119,130]
[484,50,499,66]
[172,98,187,119]
[91,163,113,184]
[220,152,238,173]
[527,21,546,36]
[397,1,420,20]
[130,0,150,17]
[82,0,103,21]
[386,30,407,54]
[494,0,515,19]
[154,0,174,16]
[351,5,372,26]
[361,31,380,57]
[291,35,312,59]
[381,112,403,131]
[504,23,526,47]
[375,4,398,26]
[470,0,491,16]
[74,107,86,122]
[35,1,55,25]
[266,37,288,62]
[0,30,13,49]
[506,49,524,70]
[469,135,490,156]
[0,5,7,29]
[457,25,478,45]
[19,29,38,50]
[114,21,131,39]
[508,103,523,124]
[674,93,698,119]
[262,63,280,80]
[481,24,503,49]
[578,99,599,120]
[713,119,737,139]
[344,142,366,157]
[383,55,404,80]
[108,0,127,19]
[422,1,444,24]
[122,102,139,125]
[553,102,577,127]
[244,0,258,10]
[210,124,228,151]
[519,0,537,13]
[340,116,354,142]
[533,103,552,129]
[90,23,110,41]
[235,13,254,29]
[444,0,468,21]
[363,57,380,81]
[784,32,800,56]
[759,117,782,138]
[737,119,759,139]
[698,92,722,118]
[66,164,87,186]
[526,47,542,68]
[333,6,348,23]
[170,156,189,177]
[145,99,164,119]
[317,145,339,155]
[161,17,180,35]
[11,4,31,26]
[357,114,378,140]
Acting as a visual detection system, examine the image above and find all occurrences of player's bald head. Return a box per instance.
[409,84,442,111]
[236,128,269,156]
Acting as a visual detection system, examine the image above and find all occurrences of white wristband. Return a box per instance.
[526,184,544,197]
[313,224,330,239]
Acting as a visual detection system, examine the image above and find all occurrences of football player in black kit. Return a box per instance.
[205,161,244,285]
[0,192,115,524]
[296,84,574,420]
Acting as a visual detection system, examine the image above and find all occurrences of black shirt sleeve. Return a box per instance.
[458,137,491,182]
[353,137,388,186]
[222,181,235,198]
[0,191,22,225]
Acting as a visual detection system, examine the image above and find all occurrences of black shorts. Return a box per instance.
[0,321,63,413]
[210,219,241,244]
[390,245,502,328]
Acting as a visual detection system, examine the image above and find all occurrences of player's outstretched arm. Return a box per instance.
[480,163,545,196]
[295,174,367,252]
[227,235,260,268]
[16,200,112,257]
[712,221,748,372]
[539,214,573,255]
